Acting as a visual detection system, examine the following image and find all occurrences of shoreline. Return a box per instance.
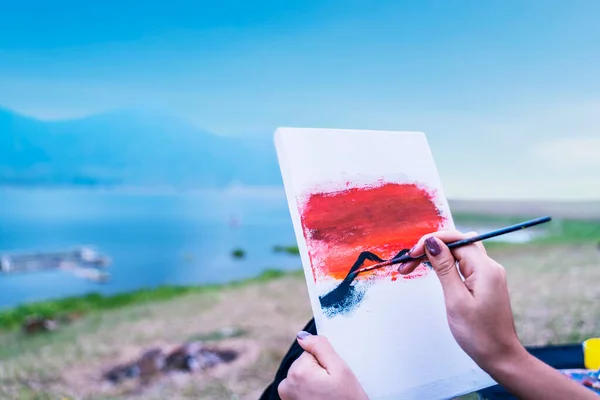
[0,268,303,331]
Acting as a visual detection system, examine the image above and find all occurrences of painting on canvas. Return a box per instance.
[275,128,495,400]
[298,180,442,318]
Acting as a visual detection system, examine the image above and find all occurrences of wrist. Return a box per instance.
[482,343,532,382]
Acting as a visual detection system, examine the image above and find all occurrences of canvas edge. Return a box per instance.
[276,126,426,136]
[273,127,327,329]
[418,132,456,231]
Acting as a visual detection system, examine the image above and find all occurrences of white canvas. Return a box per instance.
[274,127,495,400]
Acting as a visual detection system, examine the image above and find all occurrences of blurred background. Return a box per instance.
[0,1,599,399]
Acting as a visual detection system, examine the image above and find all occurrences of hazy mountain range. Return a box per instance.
[0,108,282,187]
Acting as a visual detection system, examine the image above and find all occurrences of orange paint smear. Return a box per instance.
[298,182,445,282]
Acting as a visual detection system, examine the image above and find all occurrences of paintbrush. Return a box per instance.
[353,216,552,276]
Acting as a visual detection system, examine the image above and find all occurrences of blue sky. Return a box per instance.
[1,0,599,199]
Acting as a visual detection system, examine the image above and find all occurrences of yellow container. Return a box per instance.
[583,338,600,370]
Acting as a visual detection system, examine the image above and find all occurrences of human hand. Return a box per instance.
[398,230,526,371]
[278,331,369,400]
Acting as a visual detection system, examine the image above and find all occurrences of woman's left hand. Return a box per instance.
[278,331,369,400]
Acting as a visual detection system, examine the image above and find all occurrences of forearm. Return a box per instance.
[486,348,598,400]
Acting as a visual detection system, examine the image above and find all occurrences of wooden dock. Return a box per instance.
[0,246,111,282]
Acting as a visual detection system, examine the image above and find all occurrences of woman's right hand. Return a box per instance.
[400,231,599,400]
[398,230,527,371]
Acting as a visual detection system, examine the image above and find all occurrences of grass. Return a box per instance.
[272,245,300,255]
[186,327,248,342]
[454,214,600,243]
[0,269,301,331]
[536,219,600,243]
[0,272,313,399]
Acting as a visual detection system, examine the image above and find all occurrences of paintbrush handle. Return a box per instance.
[446,216,551,251]
[400,216,551,263]
[354,216,552,275]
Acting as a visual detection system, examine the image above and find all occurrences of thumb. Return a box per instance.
[424,236,469,302]
[296,331,344,372]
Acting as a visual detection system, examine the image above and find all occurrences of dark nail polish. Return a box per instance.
[297,331,311,340]
[425,237,441,256]
[397,263,406,273]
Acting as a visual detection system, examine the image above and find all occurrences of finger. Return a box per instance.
[409,229,468,257]
[397,259,420,275]
[292,351,319,372]
[278,354,313,400]
[296,331,344,372]
[410,230,487,263]
[459,231,487,255]
[452,231,487,279]
[285,353,308,380]
[423,236,470,302]
[399,230,468,275]
[277,378,292,400]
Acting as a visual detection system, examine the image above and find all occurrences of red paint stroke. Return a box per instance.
[298,182,445,282]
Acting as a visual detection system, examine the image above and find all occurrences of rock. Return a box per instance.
[165,341,203,372]
[103,343,239,387]
[22,316,58,335]
[165,342,238,372]
[104,363,140,384]
[197,348,238,369]
[104,349,164,385]
[138,348,166,378]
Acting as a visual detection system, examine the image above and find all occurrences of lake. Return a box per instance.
[0,187,300,308]
[0,187,538,309]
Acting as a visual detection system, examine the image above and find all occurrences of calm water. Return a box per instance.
[0,187,299,308]
[0,188,538,309]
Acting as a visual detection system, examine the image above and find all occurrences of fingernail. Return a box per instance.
[297,331,312,340]
[397,263,406,273]
[408,245,417,256]
[425,237,441,256]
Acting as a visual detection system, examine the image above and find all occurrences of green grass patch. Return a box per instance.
[186,327,248,342]
[454,214,600,244]
[535,218,600,243]
[0,268,301,331]
[273,245,300,255]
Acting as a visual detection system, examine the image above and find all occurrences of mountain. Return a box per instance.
[0,108,282,187]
